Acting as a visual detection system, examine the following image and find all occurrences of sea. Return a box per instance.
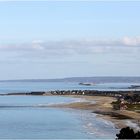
[0,81,139,139]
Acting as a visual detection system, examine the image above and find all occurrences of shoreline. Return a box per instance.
[47,95,140,130]
[0,90,140,130]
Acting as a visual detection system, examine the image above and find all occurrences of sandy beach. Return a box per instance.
[48,95,140,129]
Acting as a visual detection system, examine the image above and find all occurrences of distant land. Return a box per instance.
[1,76,140,83]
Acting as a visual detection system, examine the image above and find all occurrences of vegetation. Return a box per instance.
[116,127,140,139]
[124,94,140,103]
[112,100,121,110]
[112,93,140,112]
[126,104,140,112]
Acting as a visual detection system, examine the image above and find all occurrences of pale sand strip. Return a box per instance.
[47,95,140,129]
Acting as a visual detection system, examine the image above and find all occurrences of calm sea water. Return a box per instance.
[0,95,117,139]
[0,81,139,94]
[0,81,137,139]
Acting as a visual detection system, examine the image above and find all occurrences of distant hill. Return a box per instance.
[1,76,140,83]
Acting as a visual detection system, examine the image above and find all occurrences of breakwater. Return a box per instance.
[0,90,140,97]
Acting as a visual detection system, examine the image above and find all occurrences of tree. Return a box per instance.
[116,127,140,139]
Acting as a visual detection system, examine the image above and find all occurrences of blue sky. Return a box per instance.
[0,1,140,80]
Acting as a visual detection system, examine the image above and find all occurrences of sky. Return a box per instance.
[0,1,140,80]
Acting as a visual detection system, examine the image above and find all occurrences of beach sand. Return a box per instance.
[47,95,140,129]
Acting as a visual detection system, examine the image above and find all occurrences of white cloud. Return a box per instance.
[31,41,45,50]
[122,36,140,46]
[0,36,140,57]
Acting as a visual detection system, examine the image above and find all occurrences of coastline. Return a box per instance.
[47,95,140,130]
[0,90,140,131]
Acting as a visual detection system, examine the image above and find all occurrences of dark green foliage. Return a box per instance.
[111,100,120,110]
[116,127,140,139]
[124,94,140,103]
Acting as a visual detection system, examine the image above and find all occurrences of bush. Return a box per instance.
[116,127,140,139]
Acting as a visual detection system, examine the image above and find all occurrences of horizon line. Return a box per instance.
[1,76,140,81]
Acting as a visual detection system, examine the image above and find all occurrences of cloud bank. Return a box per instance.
[0,36,140,56]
